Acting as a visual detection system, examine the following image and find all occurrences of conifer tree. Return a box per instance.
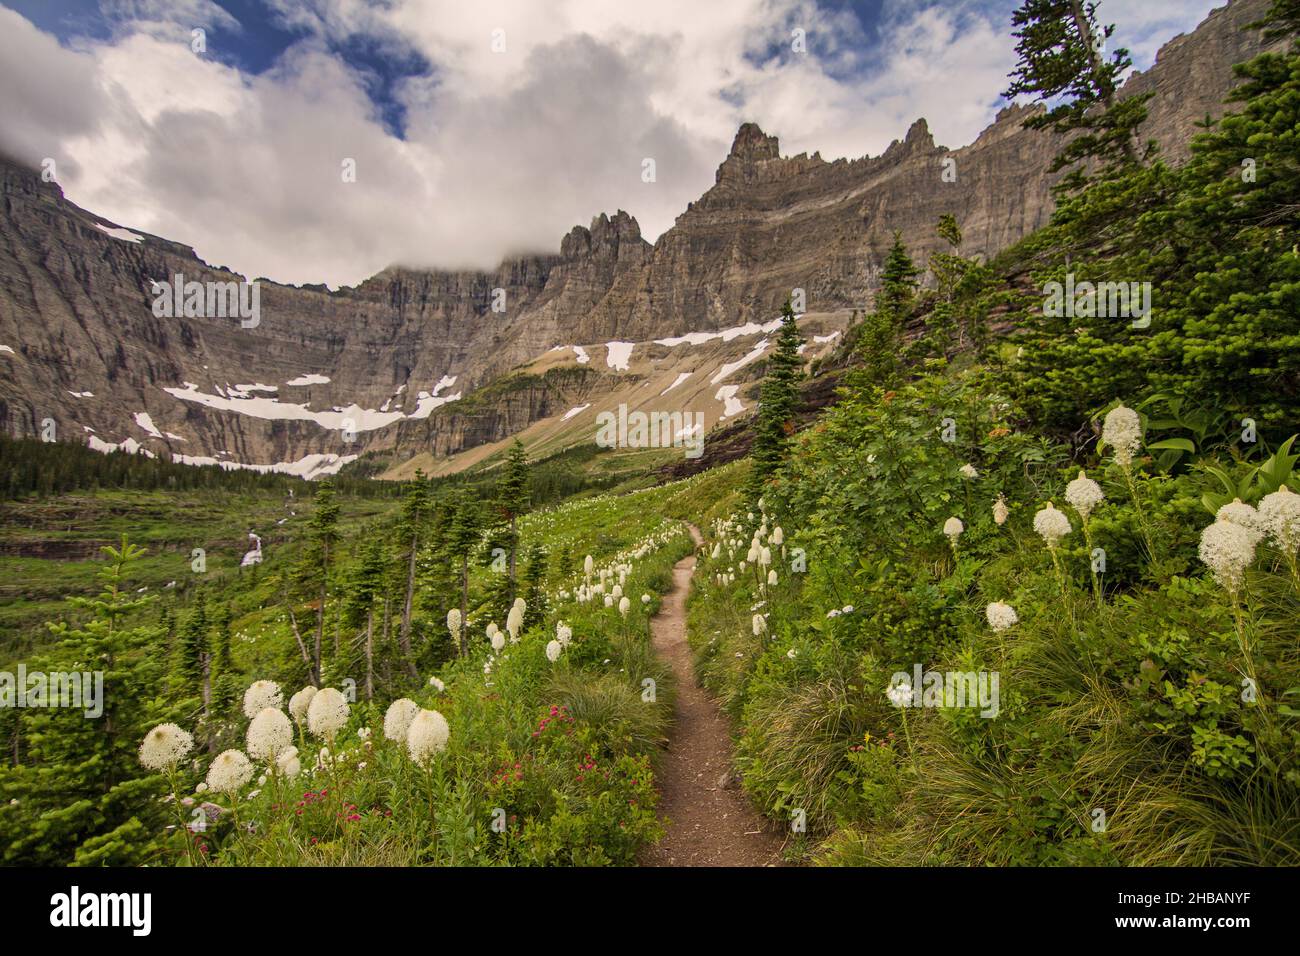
[856,233,920,387]
[750,297,806,494]
[346,533,387,700]
[397,471,430,677]
[446,491,483,657]
[0,538,175,866]
[308,478,341,684]
[496,440,532,602]
[1004,0,1150,190]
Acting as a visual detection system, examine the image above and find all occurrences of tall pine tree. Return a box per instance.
[749,297,806,496]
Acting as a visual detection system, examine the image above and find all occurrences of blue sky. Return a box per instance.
[0,0,1227,285]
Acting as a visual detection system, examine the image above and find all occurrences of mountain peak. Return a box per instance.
[728,122,781,162]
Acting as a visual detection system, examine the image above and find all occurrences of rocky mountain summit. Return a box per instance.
[0,0,1279,477]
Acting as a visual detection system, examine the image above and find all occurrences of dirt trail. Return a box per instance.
[642,524,784,867]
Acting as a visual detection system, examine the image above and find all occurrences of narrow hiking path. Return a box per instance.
[642,524,784,867]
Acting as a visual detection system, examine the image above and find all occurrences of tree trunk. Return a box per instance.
[314,541,328,684]
[459,554,469,657]
[508,515,518,603]
[365,610,374,700]
[400,533,419,676]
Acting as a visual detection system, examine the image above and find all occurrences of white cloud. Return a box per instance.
[0,0,1229,286]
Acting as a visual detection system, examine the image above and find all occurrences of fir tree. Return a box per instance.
[1004,0,1150,190]
[496,439,532,602]
[397,471,430,678]
[308,478,341,684]
[0,537,176,865]
[750,297,806,494]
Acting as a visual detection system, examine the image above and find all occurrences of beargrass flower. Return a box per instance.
[1199,517,1259,593]
[1259,485,1300,552]
[1065,470,1104,522]
[247,708,293,761]
[1034,503,1071,548]
[383,698,420,742]
[1216,498,1262,534]
[406,709,449,767]
[986,602,1019,632]
[306,687,349,743]
[288,686,317,726]
[139,723,194,771]
[1102,405,1142,467]
[206,749,254,794]
[993,495,1010,526]
[242,680,283,719]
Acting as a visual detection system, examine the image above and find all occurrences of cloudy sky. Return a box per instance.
[0,0,1226,287]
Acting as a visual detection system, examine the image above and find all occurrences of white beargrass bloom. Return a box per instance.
[959,463,979,480]
[139,723,194,771]
[886,680,912,708]
[447,608,462,641]
[406,709,450,767]
[1216,498,1261,534]
[429,676,445,693]
[277,748,301,778]
[1065,470,1105,522]
[1259,485,1300,553]
[545,640,563,663]
[506,603,524,640]
[1034,503,1072,548]
[306,687,350,743]
[1102,404,1142,467]
[618,596,631,617]
[1199,518,1259,592]
[943,516,964,544]
[247,707,293,761]
[242,680,283,719]
[993,495,1010,526]
[383,698,420,742]
[771,526,784,546]
[288,686,317,726]
[985,602,1019,632]
[206,749,254,794]
[752,614,767,637]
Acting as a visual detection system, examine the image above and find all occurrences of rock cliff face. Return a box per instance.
[0,0,1279,475]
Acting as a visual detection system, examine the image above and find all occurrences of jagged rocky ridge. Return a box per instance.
[0,0,1278,475]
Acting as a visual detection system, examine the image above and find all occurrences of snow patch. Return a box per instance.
[606,341,634,371]
[655,317,782,348]
[715,385,745,419]
[94,223,144,243]
[88,435,156,458]
[659,372,692,396]
[171,452,358,480]
[133,412,163,439]
[711,339,769,385]
[410,376,459,419]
